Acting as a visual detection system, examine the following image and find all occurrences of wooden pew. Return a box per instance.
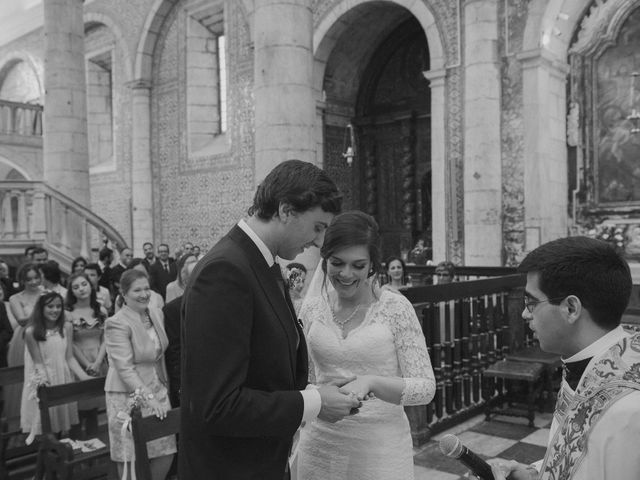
[131,406,180,480]
[0,365,40,480]
[36,377,112,480]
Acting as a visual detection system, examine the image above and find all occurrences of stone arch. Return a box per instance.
[314,0,445,86]
[0,51,44,101]
[84,11,134,82]
[134,0,182,82]
[0,152,34,181]
[312,0,448,259]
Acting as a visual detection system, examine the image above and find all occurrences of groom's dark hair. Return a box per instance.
[248,159,342,220]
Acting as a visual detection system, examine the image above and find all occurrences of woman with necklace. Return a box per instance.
[5,263,43,432]
[104,269,175,480]
[66,272,108,437]
[20,291,90,441]
[297,211,435,480]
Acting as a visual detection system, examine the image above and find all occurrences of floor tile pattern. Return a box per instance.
[413,413,553,479]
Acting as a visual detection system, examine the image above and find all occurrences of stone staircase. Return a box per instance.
[0,180,127,271]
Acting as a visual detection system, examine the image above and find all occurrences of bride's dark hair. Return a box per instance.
[320,210,382,280]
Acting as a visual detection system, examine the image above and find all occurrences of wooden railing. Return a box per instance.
[0,100,43,136]
[403,265,518,286]
[401,274,526,445]
[0,181,127,267]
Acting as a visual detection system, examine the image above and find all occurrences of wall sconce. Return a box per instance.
[627,72,640,133]
[342,123,356,166]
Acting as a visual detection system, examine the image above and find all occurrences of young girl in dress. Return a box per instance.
[21,291,91,442]
[66,272,108,437]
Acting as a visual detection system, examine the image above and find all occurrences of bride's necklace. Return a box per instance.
[330,302,362,329]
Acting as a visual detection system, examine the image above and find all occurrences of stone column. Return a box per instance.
[43,0,90,205]
[463,0,502,266]
[130,80,154,254]
[423,68,447,263]
[518,49,569,250]
[253,0,315,183]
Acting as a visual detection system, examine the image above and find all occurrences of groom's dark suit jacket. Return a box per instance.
[179,225,308,479]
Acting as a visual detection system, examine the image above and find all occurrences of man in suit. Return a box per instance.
[141,242,157,271]
[180,160,361,480]
[149,243,176,300]
[109,247,133,294]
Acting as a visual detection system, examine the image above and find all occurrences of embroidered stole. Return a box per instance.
[539,333,640,480]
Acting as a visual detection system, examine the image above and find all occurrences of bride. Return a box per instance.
[297,211,435,480]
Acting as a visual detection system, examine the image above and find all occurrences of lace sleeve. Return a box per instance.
[299,296,322,385]
[383,293,435,406]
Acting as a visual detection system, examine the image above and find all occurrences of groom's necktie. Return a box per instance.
[270,263,300,348]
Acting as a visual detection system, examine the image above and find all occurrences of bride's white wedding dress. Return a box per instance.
[296,290,435,480]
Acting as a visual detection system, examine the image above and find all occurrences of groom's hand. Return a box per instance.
[317,386,362,423]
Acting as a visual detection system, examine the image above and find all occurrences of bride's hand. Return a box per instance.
[325,375,357,388]
[339,376,373,401]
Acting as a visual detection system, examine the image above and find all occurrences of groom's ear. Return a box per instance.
[278,202,294,222]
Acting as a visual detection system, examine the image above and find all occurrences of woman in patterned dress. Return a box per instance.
[66,272,108,438]
[104,269,175,480]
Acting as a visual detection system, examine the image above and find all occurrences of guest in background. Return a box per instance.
[104,269,175,480]
[192,245,201,260]
[165,253,198,303]
[115,259,164,312]
[84,263,113,314]
[149,244,177,301]
[0,287,13,367]
[23,246,36,263]
[163,259,198,408]
[435,261,455,284]
[381,256,410,293]
[40,260,67,298]
[71,256,88,274]
[142,242,157,271]
[21,291,90,442]
[66,272,108,438]
[182,242,194,256]
[110,247,133,295]
[285,262,307,314]
[0,258,17,299]
[5,263,42,430]
[97,247,114,293]
[31,247,49,265]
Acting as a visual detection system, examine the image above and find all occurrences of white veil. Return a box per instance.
[300,258,332,312]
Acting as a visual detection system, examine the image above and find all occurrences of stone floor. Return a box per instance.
[413,412,552,479]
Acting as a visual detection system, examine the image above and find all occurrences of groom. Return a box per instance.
[179,160,361,479]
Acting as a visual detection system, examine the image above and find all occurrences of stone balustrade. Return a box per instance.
[0,100,43,137]
[0,181,127,266]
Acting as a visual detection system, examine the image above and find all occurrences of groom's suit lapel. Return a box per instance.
[228,226,300,382]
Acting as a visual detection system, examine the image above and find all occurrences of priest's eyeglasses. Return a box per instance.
[523,296,566,313]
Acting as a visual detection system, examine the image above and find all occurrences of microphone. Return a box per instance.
[439,434,495,480]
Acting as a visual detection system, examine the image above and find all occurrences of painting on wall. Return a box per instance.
[596,8,640,204]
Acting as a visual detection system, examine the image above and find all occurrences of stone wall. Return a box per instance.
[150,0,255,252]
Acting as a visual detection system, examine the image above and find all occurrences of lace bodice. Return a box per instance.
[300,290,435,406]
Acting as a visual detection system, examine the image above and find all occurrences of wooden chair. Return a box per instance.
[131,406,180,480]
[483,359,545,427]
[1,365,40,480]
[36,377,112,480]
